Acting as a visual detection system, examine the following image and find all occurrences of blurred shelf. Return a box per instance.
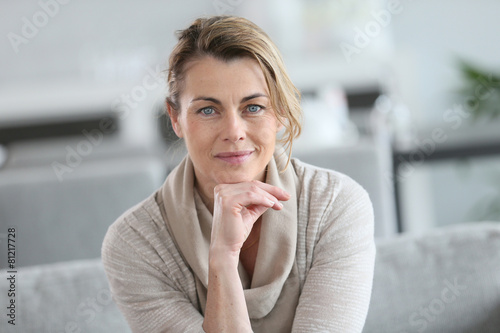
[0,80,128,125]
[392,119,500,233]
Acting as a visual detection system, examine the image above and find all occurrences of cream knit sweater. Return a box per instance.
[102,153,375,332]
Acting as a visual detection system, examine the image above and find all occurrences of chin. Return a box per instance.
[219,174,253,184]
[216,169,259,184]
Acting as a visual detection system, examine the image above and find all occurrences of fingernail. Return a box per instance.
[278,202,284,208]
[267,199,275,206]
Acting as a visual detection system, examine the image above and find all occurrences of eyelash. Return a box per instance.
[196,104,266,116]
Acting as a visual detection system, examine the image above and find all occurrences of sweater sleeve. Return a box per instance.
[101,212,205,333]
[292,174,376,332]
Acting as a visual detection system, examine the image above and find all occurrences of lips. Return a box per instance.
[214,150,254,165]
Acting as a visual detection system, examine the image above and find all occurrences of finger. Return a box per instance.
[214,180,290,200]
[228,189,279,211]
[214,182,289,211]
[246,180,291,202]
[243,203,272,222]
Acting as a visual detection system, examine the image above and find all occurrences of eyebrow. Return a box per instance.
[190,93,269,105]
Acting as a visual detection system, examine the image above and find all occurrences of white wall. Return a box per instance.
[390,0,500,130]
[0,1,215,88]
[1,0,394,94]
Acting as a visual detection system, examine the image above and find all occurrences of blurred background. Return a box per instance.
[1,0,499,268]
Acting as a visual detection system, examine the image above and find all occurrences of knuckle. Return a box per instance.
[246,190,259,201]
[249,184,259,192]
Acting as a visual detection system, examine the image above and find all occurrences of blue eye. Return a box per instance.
[247,105,262,113]
[200,107,215,115]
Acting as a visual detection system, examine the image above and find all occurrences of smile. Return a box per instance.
[214,150,254,165]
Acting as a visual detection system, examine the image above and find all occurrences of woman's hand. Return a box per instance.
[203,181,290,332]
[210,180,290,255]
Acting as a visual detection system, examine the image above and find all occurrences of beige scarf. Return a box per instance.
[158,148,301,331]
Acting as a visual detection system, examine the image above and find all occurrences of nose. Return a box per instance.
[222,109,246,143]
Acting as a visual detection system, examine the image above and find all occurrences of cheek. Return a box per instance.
[183,120,215,147]
[256,118,280,141]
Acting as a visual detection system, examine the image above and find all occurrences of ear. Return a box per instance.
[166,101,183,138]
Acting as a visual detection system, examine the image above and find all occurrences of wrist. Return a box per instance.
[208,246,240,270]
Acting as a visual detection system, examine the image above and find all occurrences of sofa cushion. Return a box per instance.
[364,222,500,333]
[0,258,130,333]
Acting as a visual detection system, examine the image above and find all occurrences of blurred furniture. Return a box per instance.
[294,135,398,239]
[0,138,167,268]
[0,145,6,168]
[364,222,500,332]
[0,258,131,333]
[393,124,500,233]
[0,83,169,268]
[292,85,398,239]
[2,222,498,332]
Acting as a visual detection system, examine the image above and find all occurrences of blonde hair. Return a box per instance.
[166,16,302,166]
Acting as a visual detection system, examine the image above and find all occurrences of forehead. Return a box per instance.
[181,56,269,97]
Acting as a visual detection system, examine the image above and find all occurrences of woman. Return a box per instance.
[102,15,375,333]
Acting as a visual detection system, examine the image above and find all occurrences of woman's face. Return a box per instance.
[168,56,282,198]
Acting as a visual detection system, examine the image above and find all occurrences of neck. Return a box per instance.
[195,179,215,214]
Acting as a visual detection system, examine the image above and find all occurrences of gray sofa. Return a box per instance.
[1,222,499,332]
